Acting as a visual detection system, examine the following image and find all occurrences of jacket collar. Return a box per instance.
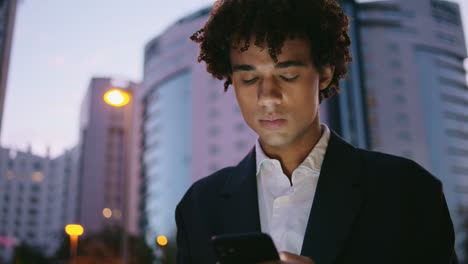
[300,131,365,264]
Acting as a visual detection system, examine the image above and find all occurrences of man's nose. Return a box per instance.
[257,77,282,107]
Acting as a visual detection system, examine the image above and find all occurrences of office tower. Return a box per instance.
[0,146,78,261]
[77,78,136,234]
[0,0,17,137]
[356,0,467,255]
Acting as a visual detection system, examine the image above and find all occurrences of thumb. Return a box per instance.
[279,251,316,264]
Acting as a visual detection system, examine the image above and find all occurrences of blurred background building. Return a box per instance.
[326,0,370,149]
[136,7,256,246]
[77,77,137,234]
[356,0,467,253]
[0,145,79,261]
[0,0,17,138]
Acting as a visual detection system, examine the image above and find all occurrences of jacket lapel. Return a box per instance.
[218,148,262,233]
[300,131,365,264]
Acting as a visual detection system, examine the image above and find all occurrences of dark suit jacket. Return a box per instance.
[175,131,457,264]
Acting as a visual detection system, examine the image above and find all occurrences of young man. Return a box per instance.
[175,0,457,263]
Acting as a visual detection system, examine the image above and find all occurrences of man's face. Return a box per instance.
[230,38,331,149]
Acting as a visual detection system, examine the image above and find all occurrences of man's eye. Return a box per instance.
[280,75,299,82]
[242,77,259,84]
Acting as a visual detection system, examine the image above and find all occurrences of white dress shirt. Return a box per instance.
[255,124,330,254]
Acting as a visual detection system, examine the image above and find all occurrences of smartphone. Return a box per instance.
[211,232,280,264]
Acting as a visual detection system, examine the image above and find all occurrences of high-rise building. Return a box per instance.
[327,0,370,148]
[53,146,80,228]
[0,0,17,137]
[77,78,136,234]
[0,145,78,262]
[136,2,366,247]
[136,7,256,245]
[356,0,467,255]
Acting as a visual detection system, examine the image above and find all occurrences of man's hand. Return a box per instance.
[259,251,316,264]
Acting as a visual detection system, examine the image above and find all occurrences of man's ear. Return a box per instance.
[319,65,335,90]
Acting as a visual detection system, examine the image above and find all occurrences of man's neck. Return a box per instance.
[260,123,323,179]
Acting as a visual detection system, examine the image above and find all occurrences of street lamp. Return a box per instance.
[103,89,131,107]
[156,236,168,263]
[65,224,84,264]
[102,86,132,263]
[156,236,168,247]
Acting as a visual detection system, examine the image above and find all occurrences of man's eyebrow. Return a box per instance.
[275,60,307,68]
[232,64,255,72]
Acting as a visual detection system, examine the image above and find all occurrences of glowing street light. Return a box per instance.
[156,236,168,247]
[103,89,131,107]
[102,208,112,219]
[65,224,84,264]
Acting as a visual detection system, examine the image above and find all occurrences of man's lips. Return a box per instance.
[259,116,287,129]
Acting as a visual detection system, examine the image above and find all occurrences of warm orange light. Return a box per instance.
[31,172,44,182]
[104,89,130,107]
[113,209,122,219]
[156,236,168,246]
[102,208,112,218]
[65,224,84,236]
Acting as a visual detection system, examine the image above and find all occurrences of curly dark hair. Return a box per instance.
[190,0,352,102]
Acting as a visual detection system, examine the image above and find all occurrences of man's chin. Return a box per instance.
[260,135,292,148]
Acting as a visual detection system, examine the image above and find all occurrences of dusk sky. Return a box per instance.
[2,0,468,157]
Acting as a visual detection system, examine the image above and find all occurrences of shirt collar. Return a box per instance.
[255,124,331,175]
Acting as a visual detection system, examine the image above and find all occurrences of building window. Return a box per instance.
[436,32,456,44]
[401,151,412,159]
[392,78,403,86]
[209,91,219,102]
[394,95,406,104]
[209,144,220,155]
[26,232,35,239]
[390,60,401,69]
[396,112,408,123]
[448,147,468,157]
[387,43,400,52]
[398,131,411,141]
[385,27,401,34]
[235,122,247,132]
[209,108,220,119]
[235,140,248,151]
[31,172,44,182]
[32,162,42,171]
[30,197,39,204]
[446,129,468,140]
[31,184,40,192]
[6,170,13,180]
[208,126,220,137]
[28,208,38,216]
[210,163,220,172]
[452,167,468,175]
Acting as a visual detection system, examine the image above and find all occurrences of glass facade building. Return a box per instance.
[357,0,467,256]
[142,71,192,242]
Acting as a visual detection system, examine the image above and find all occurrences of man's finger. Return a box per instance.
[279,252,316,264]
